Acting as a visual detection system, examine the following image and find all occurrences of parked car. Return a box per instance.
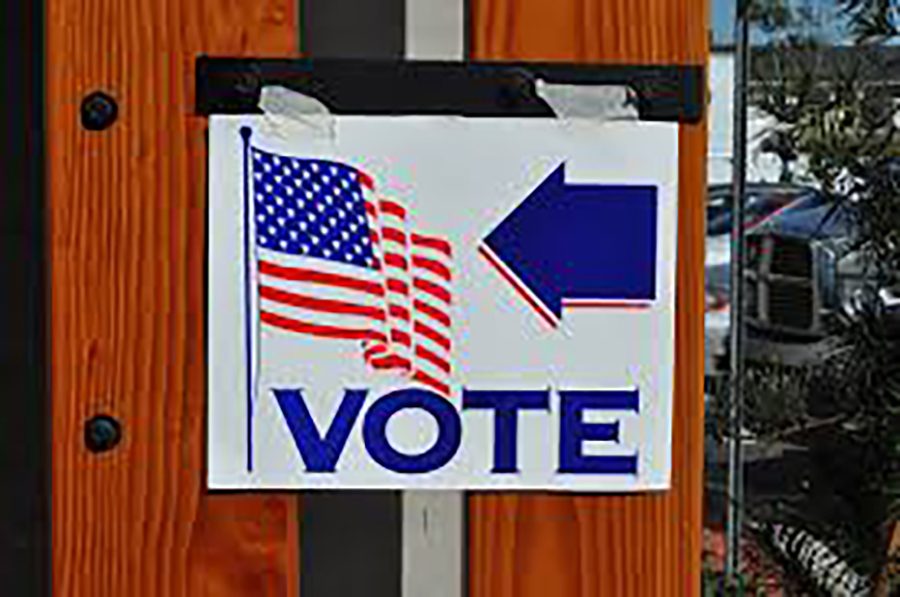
[704,183,824,374]
[705,183,820,269]
[705,190,900,380]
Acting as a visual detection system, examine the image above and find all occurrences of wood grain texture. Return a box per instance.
[468,1,708,595]
[47,0,299,595]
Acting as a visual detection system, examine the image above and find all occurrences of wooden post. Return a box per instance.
[467,1,708,595]
[48,0,706,594]
[47,0,300,594]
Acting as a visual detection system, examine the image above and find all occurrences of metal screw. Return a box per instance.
[234,67,262,97]
[80,91,118,131]
[84,414,122,453]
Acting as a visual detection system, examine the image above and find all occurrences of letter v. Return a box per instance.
[273,389,367,472]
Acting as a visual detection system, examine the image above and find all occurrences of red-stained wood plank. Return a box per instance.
[469,0,708,595]
[47,0,300,594]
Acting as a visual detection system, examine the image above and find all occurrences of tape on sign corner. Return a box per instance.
[258,85,336,140]
[535,80,639,123]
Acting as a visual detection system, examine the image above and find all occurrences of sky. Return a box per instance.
[712,0,736,44]
[711,0,843,45]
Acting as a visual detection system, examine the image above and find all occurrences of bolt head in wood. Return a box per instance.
[80,92,118,131]
[84,415,122,453]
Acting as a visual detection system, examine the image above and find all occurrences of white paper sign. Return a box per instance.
[208,115,678,491]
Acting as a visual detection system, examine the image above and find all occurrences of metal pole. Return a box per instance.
[725,0,750,581]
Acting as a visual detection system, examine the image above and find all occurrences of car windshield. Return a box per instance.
[763,199,855,238]
[768,191,825,216]
[706,186,820,236]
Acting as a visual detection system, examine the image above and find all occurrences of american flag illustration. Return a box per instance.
[249,146,453,396]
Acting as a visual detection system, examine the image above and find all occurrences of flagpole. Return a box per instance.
[241,125,254,472]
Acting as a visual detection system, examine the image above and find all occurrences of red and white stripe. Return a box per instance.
[363,189,414,374]
[408,231,453,396]
[257,253,390,343]
[363,182,453,396]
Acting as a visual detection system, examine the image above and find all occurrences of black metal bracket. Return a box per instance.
[196,57,704,123]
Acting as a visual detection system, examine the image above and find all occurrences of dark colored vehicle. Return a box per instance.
[704,184,826,372]
[706,183,820,238]
[705,190,900,375]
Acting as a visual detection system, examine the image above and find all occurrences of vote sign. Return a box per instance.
[207,115,678,491]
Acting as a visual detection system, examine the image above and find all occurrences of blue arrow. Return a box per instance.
[482,163,657,326]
